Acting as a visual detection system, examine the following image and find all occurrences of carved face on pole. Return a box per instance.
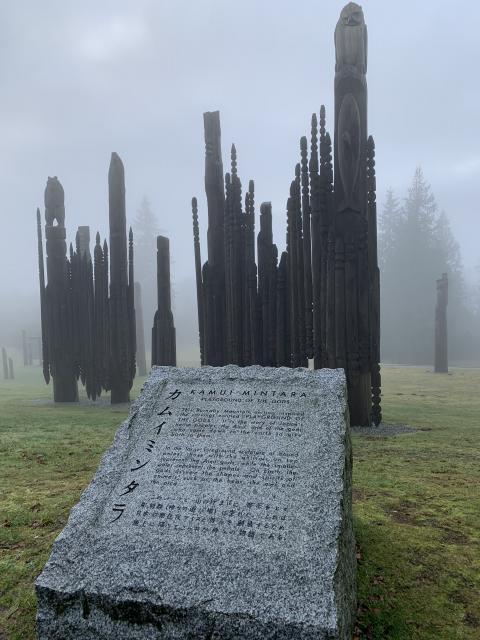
[335,2,367,75]
[340,3,364,27]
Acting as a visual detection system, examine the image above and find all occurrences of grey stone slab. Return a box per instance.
[36,365,356,639]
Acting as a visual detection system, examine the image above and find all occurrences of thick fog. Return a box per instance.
[0,0,479,365]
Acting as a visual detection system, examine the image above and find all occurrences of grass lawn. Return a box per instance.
[0,366,479,639]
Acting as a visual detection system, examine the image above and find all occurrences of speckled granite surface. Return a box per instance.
[36,365,356,639]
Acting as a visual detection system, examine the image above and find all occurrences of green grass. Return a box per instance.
[0,366,479,639]
[353,367,480,639]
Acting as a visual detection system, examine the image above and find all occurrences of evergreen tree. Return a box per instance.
[379,167,475,365]
[378,188,402,272]
[132,198,161,351]
[474,260,480,318]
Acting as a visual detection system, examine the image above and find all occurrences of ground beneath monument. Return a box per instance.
[0,366,479,639]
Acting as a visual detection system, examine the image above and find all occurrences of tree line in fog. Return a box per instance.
[379,167,480,366]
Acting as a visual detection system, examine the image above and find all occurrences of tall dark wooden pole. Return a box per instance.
[258,202,278,366]
[74,226,96,399]
[43,177,78,402]
[2,347,8,379]
[300,137,313,360]
[152,236,176,366]
[276,252,290,367]
[434,273,448,373]
[191,197,205,365]
[310,112,323,368]
[37,209,49,383]
[108,153,135,403]
[320,110,334,369]
[333,2,371,425]
[93,232,108,398]
[367,135,382,424]
[203,111,226,366]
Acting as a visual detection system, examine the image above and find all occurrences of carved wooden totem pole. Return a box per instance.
[41,177,79,402]
[152,236,176,366]
[108,153,136,403]
[332,2,375,425]
[434,273,448,373]
[134,282,147,376]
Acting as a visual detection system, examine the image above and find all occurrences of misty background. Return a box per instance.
[1,0,479,368]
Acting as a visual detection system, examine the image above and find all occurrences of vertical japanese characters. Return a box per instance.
[110,388,182,524]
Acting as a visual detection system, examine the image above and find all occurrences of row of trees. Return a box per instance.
[379,167,480,365]
[131,197,162,353]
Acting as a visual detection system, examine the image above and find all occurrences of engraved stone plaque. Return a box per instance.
[36,365,356,639]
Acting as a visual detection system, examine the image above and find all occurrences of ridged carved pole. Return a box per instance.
[319,108,334,369]
[191,197,205,365]
[367,135,382,424]
[300,136,313,359]
[276,252,290,366]
[310,112,323,368]
[2,347,8,379]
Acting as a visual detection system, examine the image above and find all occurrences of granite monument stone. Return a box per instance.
[36,365,356,639]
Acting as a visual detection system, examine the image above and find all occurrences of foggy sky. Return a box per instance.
[1,0,479,307]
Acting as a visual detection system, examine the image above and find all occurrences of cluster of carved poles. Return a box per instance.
[192,3,381,427]
[37,153,136,403]
[192,107,381,426]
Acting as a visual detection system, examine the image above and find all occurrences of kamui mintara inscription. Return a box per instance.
[104,381,310,547]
